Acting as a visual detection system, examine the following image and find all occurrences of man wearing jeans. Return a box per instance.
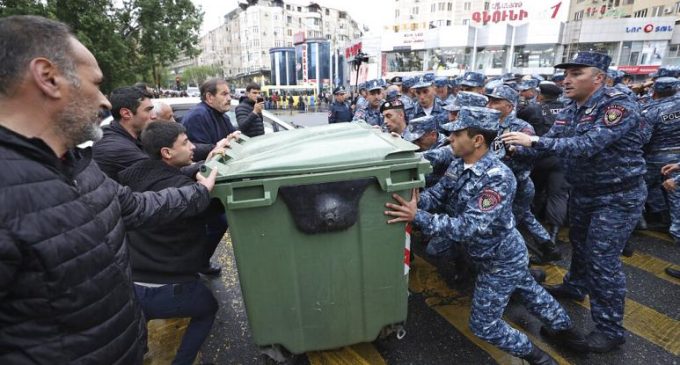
[119,121,230,365]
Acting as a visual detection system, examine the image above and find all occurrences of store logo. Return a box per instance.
[626,24,673,33]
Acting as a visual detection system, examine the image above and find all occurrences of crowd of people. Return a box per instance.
[1,15,679,365]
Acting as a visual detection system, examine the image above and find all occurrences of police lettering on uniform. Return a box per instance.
[641,77,680,230]
[328,86,353,123]
[502,51,646,353]
[386,106,586,364]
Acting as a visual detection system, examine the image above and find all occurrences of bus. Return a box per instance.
[261,85,318,108]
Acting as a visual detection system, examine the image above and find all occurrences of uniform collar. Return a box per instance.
[455,150,494,177]
[577,85,605,110]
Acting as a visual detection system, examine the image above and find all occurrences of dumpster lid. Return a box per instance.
[205,123,423,180]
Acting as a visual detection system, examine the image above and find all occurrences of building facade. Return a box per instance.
[171,0,363,88]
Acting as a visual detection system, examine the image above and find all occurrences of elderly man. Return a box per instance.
[182,78,237,145]
[502,51,646,353]
[0,15,217,364]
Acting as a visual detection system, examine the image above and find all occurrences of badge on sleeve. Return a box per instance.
[603,105,626,126]
[478,189,501,212]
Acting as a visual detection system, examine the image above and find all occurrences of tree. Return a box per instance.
[181,64,222,88]
[118,0,203,90]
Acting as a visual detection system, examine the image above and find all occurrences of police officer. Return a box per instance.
[386,106,586,365]
[486,85,559,263]
[607,70,636,98]
[434,77,454,105]
[410,74,448,133]
[460,71,486,94]
[353,82,368,112]
[352,79,384,126]
[328,86,353,123]
[425,92,490,188]
[502,51,646,353]
[518,79,540,109]
[641,77,680,228]
[660,160,680,248]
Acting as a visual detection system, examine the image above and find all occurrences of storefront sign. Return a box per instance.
[301,44,308,83]
[625,24,673,33]
[345,42,363,59]
[616,65,659,75]
[471,1,566,25]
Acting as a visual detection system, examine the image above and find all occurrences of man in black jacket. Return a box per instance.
[236,82,265,137]
[0,16,218,364]
[93,86,157,180]
[120,121,225,365]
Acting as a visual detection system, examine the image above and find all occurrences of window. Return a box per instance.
[438,2,445,11]
[431,4,436,12]
[633,8,648,17]
[464,2,471,11]
[626,0,634,4]
[651,6,664,16]
[448,2,453,11]
[484,1,490,10]
[574,10,584,20]
[297,6,302,12]
[446,20,451,26]
[287,29,292,36]
[325,9,329,15]
[395,9,400,17]
[412,6,419,14]
[287,16,292,23]
[286,4,290,10]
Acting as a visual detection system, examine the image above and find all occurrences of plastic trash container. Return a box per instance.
[203,122,431,355]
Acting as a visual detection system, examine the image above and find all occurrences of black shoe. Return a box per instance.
[621,241,634,257]
[586,331,625,353]
[540,326,589,352]
[665,267,680,279]
[530,240,562,264]
[543,284,586,301]
[520,344,557,365]
[199,262,222,276]
[530,268,546,283]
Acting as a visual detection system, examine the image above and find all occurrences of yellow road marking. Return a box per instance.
[411,256,572,365]
[621,252,680,285]
[541,265,680,356]
[635,230,674,243]
[307,343,386,365]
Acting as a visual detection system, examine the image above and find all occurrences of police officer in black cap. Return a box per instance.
[328,86,353,123]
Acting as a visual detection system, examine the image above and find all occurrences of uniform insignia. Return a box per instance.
[554,120,567,126]
[491,136,506,159]
[478,189,501,212]
[585,106,595,115]
[603,105,625,126]
[579,116,594,123]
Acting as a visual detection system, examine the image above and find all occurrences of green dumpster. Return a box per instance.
[203,122,431,355]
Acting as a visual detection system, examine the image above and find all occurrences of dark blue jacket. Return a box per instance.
[182,101,236,145]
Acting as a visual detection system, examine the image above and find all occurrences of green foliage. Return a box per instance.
[0,0,204,93]
[181,64,223,88]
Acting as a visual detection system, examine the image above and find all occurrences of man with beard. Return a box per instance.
[92,86,157,180]
[0,15,218,364]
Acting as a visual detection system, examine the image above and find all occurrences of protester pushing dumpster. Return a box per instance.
[202,122,431,358]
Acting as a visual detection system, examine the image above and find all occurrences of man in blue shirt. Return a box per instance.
[182,78,237,145]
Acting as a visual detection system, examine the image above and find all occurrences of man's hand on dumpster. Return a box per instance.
[196,168,218,192]
[385,188,419,224]
[226,131,242,142]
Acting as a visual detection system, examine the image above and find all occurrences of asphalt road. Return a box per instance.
[194,224,679,365]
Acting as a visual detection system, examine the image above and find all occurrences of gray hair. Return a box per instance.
[0,16,79,95]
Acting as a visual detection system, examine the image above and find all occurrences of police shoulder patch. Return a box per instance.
[604,89,624,98]
[478,189,501,212]
[603,105,626,126]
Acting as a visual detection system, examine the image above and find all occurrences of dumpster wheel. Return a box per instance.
[260,344,290,363]
[378,323,407,340]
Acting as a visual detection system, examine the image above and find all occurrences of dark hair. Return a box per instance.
[246,82,261,92]
[109,86,152,120]
[465,127,497,149]
[0,16,77,95]
[200,78,228,101]
[141,121,187,160]
[655,88,677,98]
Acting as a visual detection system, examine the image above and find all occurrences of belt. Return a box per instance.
[576,177,643,197]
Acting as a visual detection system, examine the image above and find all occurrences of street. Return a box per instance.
[197,205,680,363]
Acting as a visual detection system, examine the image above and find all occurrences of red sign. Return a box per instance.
[345,42,363,59]
[301,44,308,82]
[294,31,305,45]
[616,65,659,75]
